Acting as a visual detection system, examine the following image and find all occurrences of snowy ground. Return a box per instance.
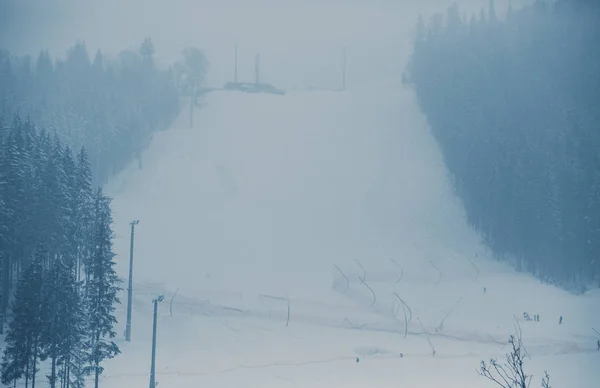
[103,84,600,388]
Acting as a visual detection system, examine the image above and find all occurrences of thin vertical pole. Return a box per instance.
[255,53,260,84]
[234,44,238,83]
[342,47,347,91]
[126,220,138,342]
[149,299,158,388]
[189,84,195,129]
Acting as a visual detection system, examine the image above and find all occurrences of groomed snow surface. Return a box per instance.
[102,84,600,388]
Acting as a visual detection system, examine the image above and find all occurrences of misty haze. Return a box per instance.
[0,0,599,387]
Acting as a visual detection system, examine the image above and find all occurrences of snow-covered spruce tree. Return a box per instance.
[58,262,88,388]
[39,258,87,388]
[39,259,62,388]
[62,299,88,388]
[0,119,8,336]
[1,243,46,388]
[0,115,46,334]
[74,147,94,281]
[0,142,5,332]
[0,116,33,332]
[38,135,72,261]
[84,188,121,388]
[61,145,78,265]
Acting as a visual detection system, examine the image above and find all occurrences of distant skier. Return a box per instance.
[559,315,563,325]
[597,340,599,350]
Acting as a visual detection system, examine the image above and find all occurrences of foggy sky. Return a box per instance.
[1,0,531,90]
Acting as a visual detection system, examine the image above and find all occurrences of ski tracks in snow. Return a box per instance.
[128,280,592,364]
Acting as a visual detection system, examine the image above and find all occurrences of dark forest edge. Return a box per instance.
[405,0,600,293]
[0,38,208,187]
[0,117,119,388]
[0,39,208,387]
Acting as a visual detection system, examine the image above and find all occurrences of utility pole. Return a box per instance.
[255,53,260,84]
[189,84,195,129]
[149,295,164,388]
[342,46,347,91]
[234,43,238,83]
[125,220,140,342]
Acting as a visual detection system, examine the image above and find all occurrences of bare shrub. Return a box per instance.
[478,324,551,388]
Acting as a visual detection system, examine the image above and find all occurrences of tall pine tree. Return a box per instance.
[1,243,46,388]
[84,188,121,388]
[38,257,88,388]
[74,147,93,281]
[59,275,88,388]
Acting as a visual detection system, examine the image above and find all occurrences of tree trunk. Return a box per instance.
[76,255,80,283]
[9,259,14,290]
[25,344,30,388]
[65,354,70,388]
[32,345,38,388]
[0,255,11,333]
[50,355,57,388]
[94,325,101,388]
[60,362,65,388]
[94,363,99,388]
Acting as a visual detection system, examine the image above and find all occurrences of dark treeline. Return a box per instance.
[0,38,180,186]
[406,0,600,291]
[0,117,120,387]
[0,37,207,386]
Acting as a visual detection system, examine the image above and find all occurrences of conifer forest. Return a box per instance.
[0,39,192,387]
[405,0,600,292]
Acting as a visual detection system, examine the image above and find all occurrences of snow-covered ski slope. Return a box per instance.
[81,1,600,387]
[104,84,600,387]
